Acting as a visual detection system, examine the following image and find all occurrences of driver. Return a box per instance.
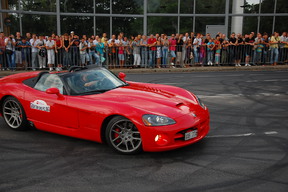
[77,72,101,89]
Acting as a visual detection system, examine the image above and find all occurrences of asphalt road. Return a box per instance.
[0,71,288,192]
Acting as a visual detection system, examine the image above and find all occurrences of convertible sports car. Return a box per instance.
[0,66,209,154]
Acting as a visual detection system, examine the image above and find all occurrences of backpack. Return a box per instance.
[39,48,47,57]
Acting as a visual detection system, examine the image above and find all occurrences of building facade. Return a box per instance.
[0,0,288,36]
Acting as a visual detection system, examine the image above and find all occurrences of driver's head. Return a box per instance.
[81,72,99,82]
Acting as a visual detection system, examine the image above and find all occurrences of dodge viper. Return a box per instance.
[0,66,209,154]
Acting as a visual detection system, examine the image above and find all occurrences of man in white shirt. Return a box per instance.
[45,36,55,71]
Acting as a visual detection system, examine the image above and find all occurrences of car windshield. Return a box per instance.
[63,68,127,95]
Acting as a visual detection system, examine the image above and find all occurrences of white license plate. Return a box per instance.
[185,130,198,141]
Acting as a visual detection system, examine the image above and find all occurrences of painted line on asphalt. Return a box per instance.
[198,93,286,98]
[206,131,278,138]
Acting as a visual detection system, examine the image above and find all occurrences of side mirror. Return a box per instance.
[46,87,64,99]
[118,72,126,82]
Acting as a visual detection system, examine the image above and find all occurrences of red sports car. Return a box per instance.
[0,66,209,154]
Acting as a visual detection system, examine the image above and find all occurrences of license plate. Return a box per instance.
[185,130,198,141]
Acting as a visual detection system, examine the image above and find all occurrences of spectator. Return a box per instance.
[199,34,206,66]
[207,38,215,66]
[156,38,162,68]
[280,32,288,63]
[19,38,31,70]
[214,36,221,66]
[148,34,157,68]
[79,37,88,66]
[45,36,56,71]
[140,35,148,68]
[229,33,237,66]
[132,35,141,68]
[244,33,254,66]
[0,32,5,70]
[36,35,46,69]
[108,39,117,68]
[88,37,99,65]
[221,39,229,65]
[262,33,270,64]
[30,33,38,70]
[71,35,80,66]
[185,39,193,67]
[161,34,169,68]
[270,32,280,66]
[96,38,105,66]
[14,32,23,69]
[193,33,202,65]
[254,33,264,65]
[62,33,71,68]
[4,34,16,71]
[176,34,184,67]
[235,33,244,66]
[117,38,125,68]
[169,34,177,67]
[55,35,63,71]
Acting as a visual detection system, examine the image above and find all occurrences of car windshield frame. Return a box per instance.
[61,67,128,96]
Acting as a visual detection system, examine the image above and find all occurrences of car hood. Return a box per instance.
[82,84,200,118]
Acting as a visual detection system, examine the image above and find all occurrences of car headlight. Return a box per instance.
[142,114,176,126]
[196,96,206,109]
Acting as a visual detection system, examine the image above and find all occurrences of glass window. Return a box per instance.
[34,74,64,94]
[112,17,143,36]
[20,0,56,12]
[260,0,275,13]
[180,17,194,34]
[243,0,260,14]
[276,0,288,13]
[148,0,178,13]
[60,0,93,13]
[96,0,110,13]
[275,16,288,33]
[61,16,93,36]
[195,17,225,35]
[242,16,258,35]
[2,0,19,10]
[3,13,20,35]
[259,16,273,34]
[147,16,177,35]
[180,0,194,14]
[196,0,226,14]
[112,0,143,14]
[96,17,110,37]
[22,14,56,35]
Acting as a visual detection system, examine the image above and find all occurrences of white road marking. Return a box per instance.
[207,131,278,138]
[246,79,288,82]
[198,93,286,98]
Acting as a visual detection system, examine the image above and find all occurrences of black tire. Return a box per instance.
[2,96,29,131]
[105,116,142,154]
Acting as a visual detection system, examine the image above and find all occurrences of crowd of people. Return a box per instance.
[0,30,288,71]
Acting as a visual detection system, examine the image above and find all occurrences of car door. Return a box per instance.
[24,74,78,129]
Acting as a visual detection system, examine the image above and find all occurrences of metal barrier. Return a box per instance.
[0,43,288,71]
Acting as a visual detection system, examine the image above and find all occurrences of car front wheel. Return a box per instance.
[106,116,142,154]
[2,96,29,131]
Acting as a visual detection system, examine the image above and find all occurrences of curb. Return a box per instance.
[0,65,288,76]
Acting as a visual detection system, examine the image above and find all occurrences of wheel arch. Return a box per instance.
[0,95,16,115]
[100,114,121,144]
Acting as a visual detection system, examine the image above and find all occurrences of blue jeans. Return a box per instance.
[194,47,199,63]
[162,48,168,67]
[62,50,71,67]
[141,49,148,68]
[149,50,156,68]
[89,51,100,65]
[270,48,279,64]
[207,50,214,63]
[6,51,16,70]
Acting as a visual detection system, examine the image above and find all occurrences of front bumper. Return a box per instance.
[137,109,210,152]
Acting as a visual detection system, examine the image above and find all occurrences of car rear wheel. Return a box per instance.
[106,116,142,154]
[2,96,29,131]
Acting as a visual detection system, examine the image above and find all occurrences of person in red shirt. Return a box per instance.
[169,34,177,67]
[147,34,156,68]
